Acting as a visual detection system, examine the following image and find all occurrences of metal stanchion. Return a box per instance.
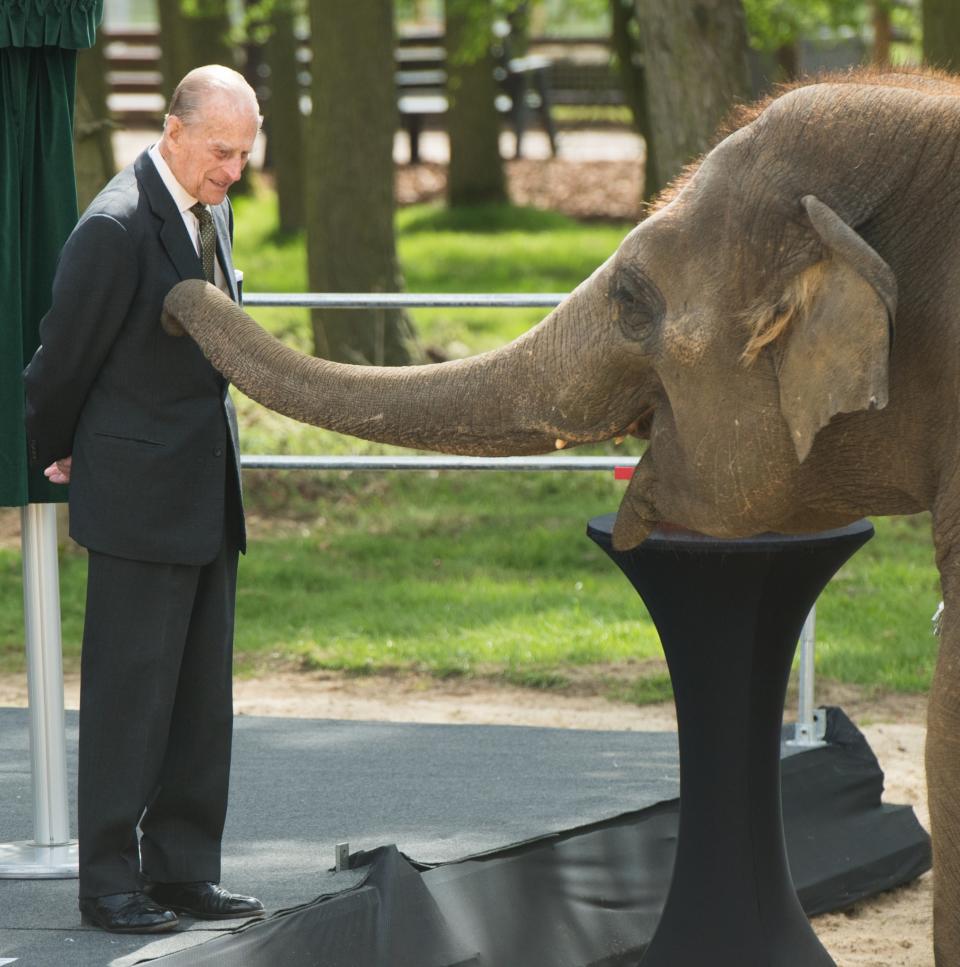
[0,503,78,878]
[788,607,827,748]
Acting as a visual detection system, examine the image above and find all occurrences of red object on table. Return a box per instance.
[614,466,636,481]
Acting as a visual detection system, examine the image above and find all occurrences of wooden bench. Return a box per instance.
[394,41,557,163]
[497,54,558,158]
[394,48,448,163]
[99,26,563,159]
[102,28,164,125]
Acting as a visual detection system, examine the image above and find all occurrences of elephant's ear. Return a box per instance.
[777,195,898,463]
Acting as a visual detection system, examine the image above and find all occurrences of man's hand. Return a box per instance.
[44,457,72,485]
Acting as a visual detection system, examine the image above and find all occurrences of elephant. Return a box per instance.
[163,68,960,962]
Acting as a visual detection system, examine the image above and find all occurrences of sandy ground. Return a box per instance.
[0,669,934,966]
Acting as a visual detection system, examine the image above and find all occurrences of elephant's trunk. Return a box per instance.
[162,277,647,456]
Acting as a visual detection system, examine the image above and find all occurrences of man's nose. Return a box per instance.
[224,157,243,182]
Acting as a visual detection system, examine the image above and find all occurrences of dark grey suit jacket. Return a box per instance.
[24,150,246,565]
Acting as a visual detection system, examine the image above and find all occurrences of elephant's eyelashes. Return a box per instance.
[612,269,665,341]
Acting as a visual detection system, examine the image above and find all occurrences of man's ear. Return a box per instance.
[163,115,183,151]
[778,195,897,463]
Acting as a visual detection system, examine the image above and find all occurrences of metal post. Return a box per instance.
[0,503,78,877]
[787,607,826,748]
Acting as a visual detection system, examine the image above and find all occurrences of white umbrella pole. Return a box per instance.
[0,502,78,877]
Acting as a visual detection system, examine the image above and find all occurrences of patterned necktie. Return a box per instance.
[190,202,216,284]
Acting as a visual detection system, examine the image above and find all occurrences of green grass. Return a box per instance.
[0,502,942,696]
[552,105,635,127]
[812,514,941,691]
[0,194,943,701]
[232,195,630,358]
[235,472,662,680]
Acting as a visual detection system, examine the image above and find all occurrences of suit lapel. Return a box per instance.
[212,203,238,303]
[135,150,203,284]
[136,150,238,304]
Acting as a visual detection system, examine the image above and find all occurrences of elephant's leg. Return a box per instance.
[929,533,960,965]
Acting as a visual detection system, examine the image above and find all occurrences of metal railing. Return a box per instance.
[241,454,637,471]
[243,292,567,309]
[240,290,822,748]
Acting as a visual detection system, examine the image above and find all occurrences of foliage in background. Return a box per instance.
[444,0,524,63]
[742,0,866,52]
[396,0,610,36]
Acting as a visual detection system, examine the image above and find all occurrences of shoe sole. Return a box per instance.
[166,906,266,921]
[80,912,179,934]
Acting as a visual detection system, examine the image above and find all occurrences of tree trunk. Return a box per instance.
[186,0,234,71]
[872,1,893,68]
[226,0,266,198]
[633,0,750,195]
[609,0,657,200]
[74,32,116,212]
[923,0,960,72]
[445,0,507,206]
[775,42,799,80]
[157,0,194,101]
[264,2,305,234]
[157,0,234,101]
[306,0,418,365]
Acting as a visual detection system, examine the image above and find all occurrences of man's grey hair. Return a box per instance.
[165,65,262,129]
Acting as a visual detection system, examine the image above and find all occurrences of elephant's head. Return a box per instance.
[163,80,903,549]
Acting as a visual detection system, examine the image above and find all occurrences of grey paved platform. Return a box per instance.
[0,708,679,966]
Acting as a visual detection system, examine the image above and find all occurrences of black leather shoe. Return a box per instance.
[79,891,178,934]
[145,881,265,920]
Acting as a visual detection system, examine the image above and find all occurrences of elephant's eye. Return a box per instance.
[613,269,665,341]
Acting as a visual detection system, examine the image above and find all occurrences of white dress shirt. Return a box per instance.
[148,143,227,293]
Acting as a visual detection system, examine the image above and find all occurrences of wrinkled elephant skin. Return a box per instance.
[163,69,960,964]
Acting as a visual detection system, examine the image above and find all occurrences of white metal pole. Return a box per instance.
[0,502,78,877]
[788,607,826,748]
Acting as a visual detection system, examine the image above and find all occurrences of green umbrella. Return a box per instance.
[0,0,102,877]
[1,0,102,507]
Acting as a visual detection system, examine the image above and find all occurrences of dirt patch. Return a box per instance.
[396,158,643,222]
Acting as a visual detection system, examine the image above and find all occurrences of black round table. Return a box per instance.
[587,514,874,967]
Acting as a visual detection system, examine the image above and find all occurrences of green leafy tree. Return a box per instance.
[445,0,543,207]
[742,0,864,52]
[306,0,419,365]
[609,0,656,197]
[445,0,511,205]
[634,0,751,195]
[157,0,235,100]
[742,0,871,76]
[246,0,306,233]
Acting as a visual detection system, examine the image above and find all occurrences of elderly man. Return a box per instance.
[23,65,263,933]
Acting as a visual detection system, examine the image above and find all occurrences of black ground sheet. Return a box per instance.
[0,707,930,966]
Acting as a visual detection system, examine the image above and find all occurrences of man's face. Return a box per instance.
[165,95,260,205]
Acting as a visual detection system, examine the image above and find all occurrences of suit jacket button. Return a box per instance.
[214,447,223,457]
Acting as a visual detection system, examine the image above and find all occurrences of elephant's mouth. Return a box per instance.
[622,405,655,442]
